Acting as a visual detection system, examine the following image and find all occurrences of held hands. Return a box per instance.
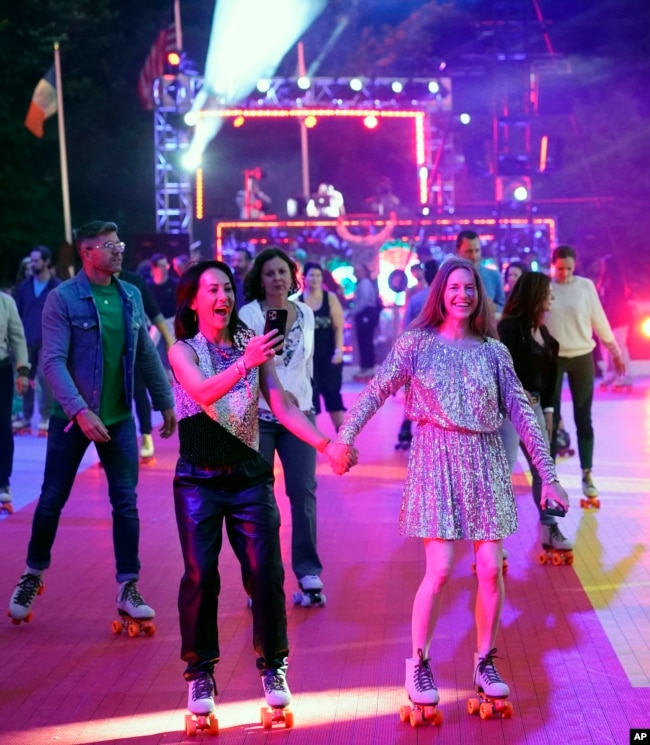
[541,481,570,515]
[243,330,284,369]
[325,442,358,475]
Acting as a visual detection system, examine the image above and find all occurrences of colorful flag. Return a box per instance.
[138,23,177,110]
[25,67,57,138]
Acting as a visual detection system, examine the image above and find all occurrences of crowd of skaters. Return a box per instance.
[0,222,635,724]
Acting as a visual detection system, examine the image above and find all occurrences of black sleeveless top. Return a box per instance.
[300,291,335,361]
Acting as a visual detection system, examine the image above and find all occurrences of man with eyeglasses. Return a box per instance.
[8,220,177,627]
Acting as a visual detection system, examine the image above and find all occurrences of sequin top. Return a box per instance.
[337,329,557,540]
[173,329,261,466]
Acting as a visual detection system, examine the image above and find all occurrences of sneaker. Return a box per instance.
[139,434,154,459]
[406,649,440,705]
[0,485,11,504]
[262,663,292,708]
[581,471,598,499]
[541,523,573,551]
[116,580,155,619]
[474,649,510,698]
[9,572,44,621]
[187,672,217,715]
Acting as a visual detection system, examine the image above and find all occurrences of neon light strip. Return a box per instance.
[539,135,548,173]
[195,168,204,220]
[199,108,422,119]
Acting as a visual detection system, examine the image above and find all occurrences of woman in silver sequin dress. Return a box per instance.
[168,261,352,724]
[331,257,570,710]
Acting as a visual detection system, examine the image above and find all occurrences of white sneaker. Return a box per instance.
[116,580,155,619]
[188,672,217,715]
[139,434,154,459]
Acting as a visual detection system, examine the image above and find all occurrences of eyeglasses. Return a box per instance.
[93,241,126,253]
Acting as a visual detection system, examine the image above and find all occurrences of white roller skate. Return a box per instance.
[580,470,600,509]
[399,648,442,727]
[139,434,155,462]
[113,580,157,637]
[0,486,13,515]
[467,648,513,720]
[539,523,574,566]
[293,574,325,607]
[260,661,294,729]
[8,571,44,623]
[37,419,49,437]
[185,672,219,735]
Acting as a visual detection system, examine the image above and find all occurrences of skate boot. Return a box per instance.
[139,434,155,461]
[580,470,600,509]
[612,375,632,391]
[260,661,294,728]
[539,523,574,565]
[8,571,44,623]
[293,574,326,607]
[468,649,513,719]
[185,671,219,736]
[0,486,13,515]
[37,419,49,437]
[395,419,413,451]
[399,648,443,727]
[12,418,31,436]
[114,580,156,636]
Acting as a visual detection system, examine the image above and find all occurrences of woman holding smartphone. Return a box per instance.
[168,260,347,722]
[239,248,326,607]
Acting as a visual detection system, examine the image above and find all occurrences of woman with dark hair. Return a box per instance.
[502,260,529,296]
[168,260,348,725]
[498,272,572,555]
[299,261,346,431]
[545,245,625,503]
[239,249,326,606]
[328,257,569,717]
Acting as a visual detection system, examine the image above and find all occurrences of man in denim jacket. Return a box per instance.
[8,220,176,625]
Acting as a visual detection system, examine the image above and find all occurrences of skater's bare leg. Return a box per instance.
[411,538,453,658]
[473,539,504,653]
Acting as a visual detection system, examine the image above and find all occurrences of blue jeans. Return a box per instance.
[259,416,322,582]
[26,415,141,582]
[499,402,555,526]
[551,353,594,470]
[174,455,288,678]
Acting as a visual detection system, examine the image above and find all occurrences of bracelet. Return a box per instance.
[316,437,331,453]
[17,366,30,377]
[74,407,89,420]
[235,358,248,378]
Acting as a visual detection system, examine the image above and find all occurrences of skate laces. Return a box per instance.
[14,574,42,607]
[549,524,566,542]
[414,649,436,692]
[476,648,504,685]
[121,580,146,607]
[191,673,216,703]
[263,669,288,693]
[582,471,595,487]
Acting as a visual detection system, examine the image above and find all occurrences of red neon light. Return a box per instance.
[415,113,425,164]
[200,108,422,120]
[539,135,549,172]
[195,168,204,220]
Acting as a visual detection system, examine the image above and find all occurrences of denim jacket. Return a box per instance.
[42,269,174,420]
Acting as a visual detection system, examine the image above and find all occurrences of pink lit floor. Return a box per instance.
[1,378,649,744]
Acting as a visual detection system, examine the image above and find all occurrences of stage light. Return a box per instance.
[297,76,311,90]
[641,317,650,338]
[233,115,245,127]
[363,115,378,129]
[304,115,317,128]
[459,113,471,125]
[184,110,199,126]
[496,176,532,203]
[167,51,181,67]
[350,78,363,92]
[428,81,440,94]
[181,150,202,171]
[256,79,271,93]
[391,81,404,94]
[513,184,530,201]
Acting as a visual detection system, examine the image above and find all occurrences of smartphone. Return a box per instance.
[263,308,288,353]
[544,501,567,518]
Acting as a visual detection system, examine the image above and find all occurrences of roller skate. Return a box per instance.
[399,648,443,727]
[538,523,574,566]
[12,418,31,436]
[293,575,326,607]
[0,486,13,515]
[612,375,632,392]
[394,419,412,451]
[112,580,156,637]
[37,419,49,438]
[555,425,575,458]
[467,648,514,720]
[8,571,44,624]
[260,661,294,729]
[598,376,614,390]
[139,434,155,465]
[185,671,219,736]
[352,368,374,383]
[580,470,600,509]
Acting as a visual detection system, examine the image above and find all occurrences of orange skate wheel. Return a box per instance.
[410,708,423,727]
[399,705,410,722]
[467,697,480,715]
[566,553,574,565]
[502,701,514,718]
[262,708,274,729]
[127,622,140,638]
[433,709,443,725]
[479,702,493,719]
[537,552,548,565]
[284,709,294,728]
[207,713,219,734]
[551,552,563,566]
[111,620,122,634]
[185,714,196,736]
